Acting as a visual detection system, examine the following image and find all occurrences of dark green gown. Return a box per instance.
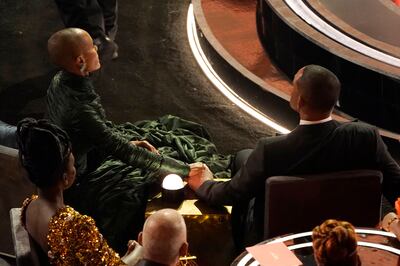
[47,70,231,252]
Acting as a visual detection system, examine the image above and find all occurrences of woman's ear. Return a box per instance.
[76,55,85,65]
[63,173,69,187]
[75,55,86,72]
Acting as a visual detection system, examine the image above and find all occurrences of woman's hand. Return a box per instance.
[121,240,143,266]
[130,140,159,154]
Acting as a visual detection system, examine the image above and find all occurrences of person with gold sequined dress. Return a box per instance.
[46,28,231,253]
[17,118,142,265]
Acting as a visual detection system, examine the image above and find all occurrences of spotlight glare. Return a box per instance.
[162,174,184,190]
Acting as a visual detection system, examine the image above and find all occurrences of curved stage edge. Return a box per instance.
[190,0,400,142]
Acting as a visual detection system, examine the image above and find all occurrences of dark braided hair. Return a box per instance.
[312,219,361,266]
[16,118,72,188]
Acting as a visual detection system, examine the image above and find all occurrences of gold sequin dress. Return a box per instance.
[21,195,125,265]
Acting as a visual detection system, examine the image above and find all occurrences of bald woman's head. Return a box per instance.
[48,28,100,75]
[139,209,188,266]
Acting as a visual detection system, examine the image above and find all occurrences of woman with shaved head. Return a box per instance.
[46,28,231,253]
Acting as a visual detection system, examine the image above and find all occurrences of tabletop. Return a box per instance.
[232,228,400,265]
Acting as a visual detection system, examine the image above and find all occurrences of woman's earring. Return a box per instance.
[80,62,87,74]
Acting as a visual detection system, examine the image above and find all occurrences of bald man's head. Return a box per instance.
[48,28,87,68]
[139,209,187,265]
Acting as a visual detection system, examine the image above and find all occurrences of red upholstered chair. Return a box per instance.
[263,170,383,239]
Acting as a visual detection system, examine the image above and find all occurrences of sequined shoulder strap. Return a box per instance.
[20,195,39,228]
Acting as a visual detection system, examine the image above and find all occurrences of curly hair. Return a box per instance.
[16,118,71,188]
[312,219,361,266]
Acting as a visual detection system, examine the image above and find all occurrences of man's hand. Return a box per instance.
[187,162,214,191]
[130,140,159,154]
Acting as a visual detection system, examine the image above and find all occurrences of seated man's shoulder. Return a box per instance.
[337,121,377,135]
[259,134,289,146]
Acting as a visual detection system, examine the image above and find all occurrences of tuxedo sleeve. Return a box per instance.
[196,139,268,206]
[375,130,400,204]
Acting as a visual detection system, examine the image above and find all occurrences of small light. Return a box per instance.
[162,174,184,190]
[162,174,184,203]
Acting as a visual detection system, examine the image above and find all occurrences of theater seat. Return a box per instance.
[264,170,383,239]
[0,145,35,255]
[10,208,49,266]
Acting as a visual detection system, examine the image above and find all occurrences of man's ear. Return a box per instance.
[179,242,188,257]
[138,232,143,245]
[297,95,305,110]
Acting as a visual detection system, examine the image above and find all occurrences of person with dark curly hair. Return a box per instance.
[312,219,361,266]
[17,118,143,265]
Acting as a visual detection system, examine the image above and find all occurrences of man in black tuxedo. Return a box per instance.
[188,65,400,246]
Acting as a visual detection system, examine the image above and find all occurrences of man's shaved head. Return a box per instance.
[47,28,90,69]
[140,209,187,265]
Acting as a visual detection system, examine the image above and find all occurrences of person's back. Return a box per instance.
[47,68,107,174]
[260,120,390,180]
[136,209,188,266]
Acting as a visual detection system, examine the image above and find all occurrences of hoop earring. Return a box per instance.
[80,62,87,74]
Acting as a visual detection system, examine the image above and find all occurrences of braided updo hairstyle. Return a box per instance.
[16,118,72,188]
[312,219,361,266]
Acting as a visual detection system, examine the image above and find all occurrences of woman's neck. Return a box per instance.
[37,187,65,209]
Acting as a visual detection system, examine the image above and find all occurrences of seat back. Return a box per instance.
[10,208,49,266]
[264,170,383,239]
[0,145,35,254]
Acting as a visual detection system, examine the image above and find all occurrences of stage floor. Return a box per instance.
[200,0,293,97]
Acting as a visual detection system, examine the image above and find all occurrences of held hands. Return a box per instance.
[187,162,214,191]
[130,140,159,154]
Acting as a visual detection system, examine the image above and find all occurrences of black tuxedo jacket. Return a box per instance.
[197,120,400,205]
